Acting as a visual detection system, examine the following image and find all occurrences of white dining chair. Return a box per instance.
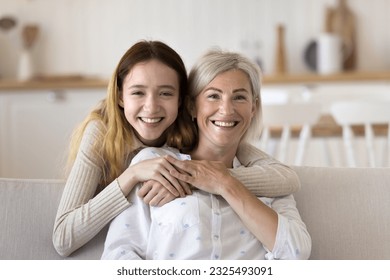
[330,101,390,167]
[260,103,322,165]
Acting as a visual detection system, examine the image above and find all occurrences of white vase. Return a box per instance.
[18,50,33,81]
[317,33,343,75]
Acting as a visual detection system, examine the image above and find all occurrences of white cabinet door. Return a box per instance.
[0,89,106,179]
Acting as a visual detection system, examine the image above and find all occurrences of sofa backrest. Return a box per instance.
[1,166,389,260]
[293,166,390,260]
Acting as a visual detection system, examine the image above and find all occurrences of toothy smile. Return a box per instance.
[212,120,238,127]
[140,117,163,124]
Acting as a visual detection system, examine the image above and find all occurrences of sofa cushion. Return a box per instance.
[293,166,390,260]
[0,178,105,260]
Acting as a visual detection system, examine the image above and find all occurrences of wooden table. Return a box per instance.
[269,114,388,138]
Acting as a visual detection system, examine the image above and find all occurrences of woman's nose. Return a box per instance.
[219,99,234,115]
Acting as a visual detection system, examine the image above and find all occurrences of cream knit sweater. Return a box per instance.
[52,121,300,257]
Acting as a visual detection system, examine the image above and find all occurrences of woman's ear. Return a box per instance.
[251,97,259,117]
[191,107,197,121]
[185,97,197,120]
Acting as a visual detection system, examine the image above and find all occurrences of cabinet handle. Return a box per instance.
[46,91,65,103]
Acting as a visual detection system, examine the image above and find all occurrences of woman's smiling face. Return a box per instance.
[121,59,180,146]
[194,69,256,151]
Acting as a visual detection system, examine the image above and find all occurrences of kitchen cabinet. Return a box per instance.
[0,89,106,179]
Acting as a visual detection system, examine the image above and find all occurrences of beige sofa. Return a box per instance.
[1,166,389,260]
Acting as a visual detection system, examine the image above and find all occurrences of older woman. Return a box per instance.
[101,49,311,260]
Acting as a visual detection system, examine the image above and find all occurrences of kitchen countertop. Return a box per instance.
[0,75,108,90]
[2,71,390,90]
[263,70,390,84]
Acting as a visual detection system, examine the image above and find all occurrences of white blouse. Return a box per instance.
[101,147,311,260]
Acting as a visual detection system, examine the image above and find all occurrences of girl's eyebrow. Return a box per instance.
[127,84,146,89]
[127,84,177,90]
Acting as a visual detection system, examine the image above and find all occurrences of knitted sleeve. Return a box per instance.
[52,121,131,257]
[232,142,301,197]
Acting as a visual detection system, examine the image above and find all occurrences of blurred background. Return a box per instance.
[1,0,390,179]
[1,0,390,77]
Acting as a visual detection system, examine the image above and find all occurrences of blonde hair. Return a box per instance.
[67,41,195,186]
[187,49,263,144]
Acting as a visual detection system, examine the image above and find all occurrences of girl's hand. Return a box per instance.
[137,180,191,207]
[165,155,237,195]
[119,157,192,197]
[167,156,279,250]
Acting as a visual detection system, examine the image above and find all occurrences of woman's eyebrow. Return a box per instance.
[204,86,223,93]
[233,88,250,93]
[204,87,249,93]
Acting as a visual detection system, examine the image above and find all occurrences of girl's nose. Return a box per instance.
[144,95,160,113]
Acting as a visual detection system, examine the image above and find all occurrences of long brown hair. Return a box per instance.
[67,40,196,186]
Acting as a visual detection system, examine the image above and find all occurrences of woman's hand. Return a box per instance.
[165,155,237,195]
[137,180,189,206]
[167,155,278,250]
[118,157,192,197]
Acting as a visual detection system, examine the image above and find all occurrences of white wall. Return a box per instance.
[1,0,390,79]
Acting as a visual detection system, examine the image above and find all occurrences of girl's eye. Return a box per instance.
[160,91,174,97]
[131,91,144,96]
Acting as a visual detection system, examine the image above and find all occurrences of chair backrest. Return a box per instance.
[331,101,390,125]
[330,101,390,167]
[262,103,322,126]
[260,103,322,165]
[261,88,290,105]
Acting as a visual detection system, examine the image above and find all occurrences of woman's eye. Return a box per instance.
[234,95,247,101]
[207,93,220,99]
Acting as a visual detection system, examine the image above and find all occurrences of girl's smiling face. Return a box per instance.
[121,59,180,146]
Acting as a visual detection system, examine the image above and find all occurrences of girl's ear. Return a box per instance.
[118,93,124,108]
